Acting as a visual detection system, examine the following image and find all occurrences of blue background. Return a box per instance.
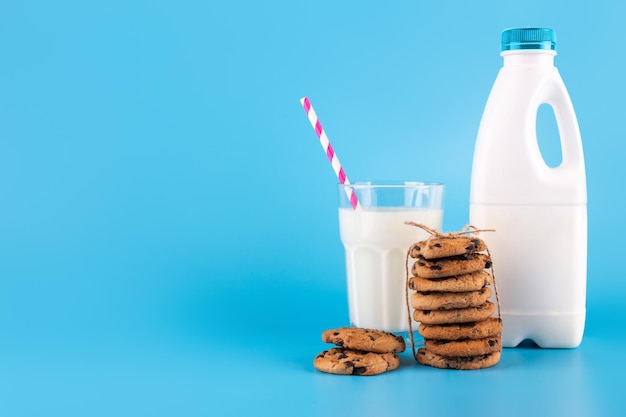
[1,1,625,416]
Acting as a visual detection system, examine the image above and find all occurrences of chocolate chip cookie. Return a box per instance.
[416,347,501,370]
[313,348,400,376]
[412,301,496,325]
[322,327,406,354]
[418,317,503,340]
[411,253,492,279]
[424,336,501,357]
[411,287,492,310]
[410,236,487,259]
[408,270,493,293]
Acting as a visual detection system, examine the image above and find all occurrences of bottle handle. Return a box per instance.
[536,75,585,173]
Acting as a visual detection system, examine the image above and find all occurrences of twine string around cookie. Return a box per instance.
[403,223,502,362]
[404,248,419,359]
[404,222,495,240]
[483,245,502,322]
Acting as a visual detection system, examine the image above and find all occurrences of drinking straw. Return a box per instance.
[300,97,360,210]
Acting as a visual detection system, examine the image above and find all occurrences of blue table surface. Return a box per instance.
[2,275,624,417]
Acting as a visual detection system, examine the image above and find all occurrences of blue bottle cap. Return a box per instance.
[501,28,556,51]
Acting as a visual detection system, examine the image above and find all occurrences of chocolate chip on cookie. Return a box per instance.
[322,327,406,353]
[313,348,400,376]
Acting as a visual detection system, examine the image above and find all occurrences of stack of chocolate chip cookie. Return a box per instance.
[408,235,502,370]
[313,327,405,376]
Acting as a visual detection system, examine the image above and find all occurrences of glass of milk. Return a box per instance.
[338,181,444,339]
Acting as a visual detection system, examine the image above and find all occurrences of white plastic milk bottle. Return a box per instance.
[469,28,587,348]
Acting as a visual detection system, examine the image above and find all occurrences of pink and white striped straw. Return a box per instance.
[300,96,360,210]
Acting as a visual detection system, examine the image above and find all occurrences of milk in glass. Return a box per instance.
[339,207,443,332]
